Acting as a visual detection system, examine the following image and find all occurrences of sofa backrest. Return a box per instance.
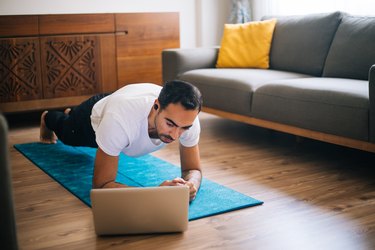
[263,12,343,76]
[323,15,375,81]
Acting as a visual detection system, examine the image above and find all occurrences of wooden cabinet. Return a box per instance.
[0,13,180,113]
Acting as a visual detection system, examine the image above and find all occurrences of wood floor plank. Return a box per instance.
[5,111,375,250]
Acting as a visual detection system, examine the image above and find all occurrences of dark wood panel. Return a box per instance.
[0,37,42,102]
[117,56,162,88]
[0,95,93,113]
[115,12,180,53]
[0,15,38,37]
[96,34,117,93]
[115,13,180,86]
[39,14,115,35]
[115,12,179,35]
[117,38,179,58]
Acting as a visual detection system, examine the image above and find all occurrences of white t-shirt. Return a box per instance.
[90,83,200,157]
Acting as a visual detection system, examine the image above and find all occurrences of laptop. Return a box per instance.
[90,186,190,235]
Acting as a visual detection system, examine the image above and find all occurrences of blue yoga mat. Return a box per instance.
[14,141,263,220]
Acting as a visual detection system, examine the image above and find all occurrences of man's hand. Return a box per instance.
[184,181,198,201]
[159,177,186,186]
[159,177,198,201]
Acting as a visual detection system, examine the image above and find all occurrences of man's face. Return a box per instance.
[154,103,199,143]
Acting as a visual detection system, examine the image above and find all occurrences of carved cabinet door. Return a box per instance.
[40,35,102,99]
[0,37,42,102]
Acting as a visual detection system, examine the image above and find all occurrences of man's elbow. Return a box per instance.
[92,178,114,189]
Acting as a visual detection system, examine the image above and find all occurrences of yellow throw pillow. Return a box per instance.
[216,19,277,69]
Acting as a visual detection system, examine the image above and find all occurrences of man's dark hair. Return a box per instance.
[158,80,203,112]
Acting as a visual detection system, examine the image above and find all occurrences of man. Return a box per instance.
[40,80,203,201]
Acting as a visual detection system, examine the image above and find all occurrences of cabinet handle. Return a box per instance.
[116,31,128,35]
[116,30,129,36]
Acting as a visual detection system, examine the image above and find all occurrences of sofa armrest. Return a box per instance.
[0,114,18,249]
[369,65,375,142]
[162,47,219,82]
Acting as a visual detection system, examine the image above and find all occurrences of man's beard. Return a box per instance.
[149,116,174,143]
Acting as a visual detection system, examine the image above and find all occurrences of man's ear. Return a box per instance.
[153,100,161,111]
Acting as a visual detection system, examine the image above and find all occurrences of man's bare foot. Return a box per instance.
[64,108,71,115]
[40,111,57,144]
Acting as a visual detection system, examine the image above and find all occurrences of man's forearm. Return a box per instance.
[182,169,202,190]
[94,179,128,189]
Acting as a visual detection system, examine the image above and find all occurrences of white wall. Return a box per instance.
[196,0,231,47]
[251,0,375,20]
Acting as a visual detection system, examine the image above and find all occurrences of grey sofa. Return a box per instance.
[162,11,375,153]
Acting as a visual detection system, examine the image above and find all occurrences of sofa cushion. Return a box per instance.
[323,15,375,80]
[216,19,277,69]
[252,78,369,140]
[179,68,312,116]
[263,11,343,76]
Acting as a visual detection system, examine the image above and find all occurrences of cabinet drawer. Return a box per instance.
[39,14,115,35]
[0,15,38,37]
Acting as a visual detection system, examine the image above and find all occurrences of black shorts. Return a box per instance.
[45,93,109,147]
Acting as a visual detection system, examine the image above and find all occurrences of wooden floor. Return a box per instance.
[6,111,375,250]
